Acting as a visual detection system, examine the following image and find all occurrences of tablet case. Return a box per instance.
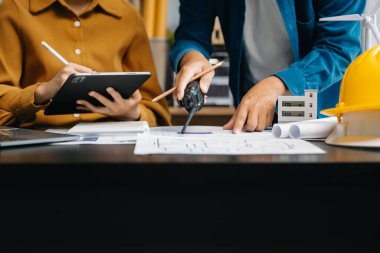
[44,72,151,115]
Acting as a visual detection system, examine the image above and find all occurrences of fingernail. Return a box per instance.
[107,87,113,92]
[88,92,94,96]
[234,129,241,134]
[200,85,209,93]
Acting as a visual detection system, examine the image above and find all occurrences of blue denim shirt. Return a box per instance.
[170,0,366,116]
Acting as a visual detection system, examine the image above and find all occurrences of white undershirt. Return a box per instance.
[243,0,294,87]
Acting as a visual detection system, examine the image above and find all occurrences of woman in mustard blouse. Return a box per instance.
[0,0,171,127]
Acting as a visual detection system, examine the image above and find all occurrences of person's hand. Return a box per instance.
[34,63,92,105]
[175,50,214,100]
[76,88,142,121]
[224,76,287,133]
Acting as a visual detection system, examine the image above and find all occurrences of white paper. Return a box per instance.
[272,117,337,139]
[289,120,337,139]
[68,121,149,136]
[51,121,151,145]
[134,131,325,155]
[272,124,291,138]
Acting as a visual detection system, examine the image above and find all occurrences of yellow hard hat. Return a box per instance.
[322,44,380,148]
[322,44,380,117]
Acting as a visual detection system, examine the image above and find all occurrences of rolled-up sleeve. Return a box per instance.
[275,0,366,96]
[170,0,217,72]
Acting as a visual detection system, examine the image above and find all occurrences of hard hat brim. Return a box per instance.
[326,130,380,148]
[321,104,380,116]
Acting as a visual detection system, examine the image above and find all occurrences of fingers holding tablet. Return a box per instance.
[44,72,150,115]
[34,63,92,105]
[76,88,142,121]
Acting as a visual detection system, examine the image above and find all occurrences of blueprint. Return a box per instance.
[134,129,325,155]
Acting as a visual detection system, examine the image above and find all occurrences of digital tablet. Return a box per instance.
[44,72,151,115]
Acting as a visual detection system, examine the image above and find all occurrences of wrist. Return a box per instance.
[133,108,141,121]
[269,76,287,96]
[34,83,48,105]
[180,50,208,69]
[124,106,141,121]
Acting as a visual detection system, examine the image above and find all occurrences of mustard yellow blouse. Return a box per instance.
[0,0,171,127]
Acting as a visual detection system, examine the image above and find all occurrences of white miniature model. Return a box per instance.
[278,90,317,123]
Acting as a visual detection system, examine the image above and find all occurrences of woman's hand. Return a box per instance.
[76,88,142,121]
[34,63,92,105]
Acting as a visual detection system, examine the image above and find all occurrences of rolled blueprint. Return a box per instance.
[272,123,291,138]
[272,117,337,139]
[289,120,337,139]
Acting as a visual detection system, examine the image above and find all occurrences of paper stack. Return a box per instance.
[68,121,149,136]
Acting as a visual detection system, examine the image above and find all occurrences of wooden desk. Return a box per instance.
[1,142,380,252]
[170,106,235,126]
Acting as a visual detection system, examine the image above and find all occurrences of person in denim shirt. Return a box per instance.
[170,0,366,132]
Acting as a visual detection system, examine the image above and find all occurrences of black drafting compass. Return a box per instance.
[151,61,224,134]
[177,80,205,134]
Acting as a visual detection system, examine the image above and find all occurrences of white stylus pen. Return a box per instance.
[41,41,69,65]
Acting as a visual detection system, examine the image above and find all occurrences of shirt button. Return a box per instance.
[75,48,81,55]
[73,113,80,118]
[74,21,81,27]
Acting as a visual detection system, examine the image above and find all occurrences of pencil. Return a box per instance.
[41,41,68,65]
[152,61,224,102]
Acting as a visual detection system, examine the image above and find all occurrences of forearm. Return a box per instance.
[170,0,216,72]
[0,84,44,126]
